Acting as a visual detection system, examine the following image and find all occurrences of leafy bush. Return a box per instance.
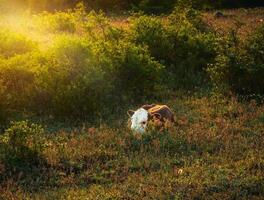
[245,24,264,94]
[34,11,76,33]
[208,24,264,97]
[0,121,46,166]
[0,9,164,120]
[130,15,170,63]
[168,3,209,32]
[0,53,40,113]
[34,35,111,117]
[129,7,217,89]
[0,33,37,119]
[0,83,7,126]
[33,33,162,117]
[0,29,37,58]
[94,40,164,99]
[81,10,113,39]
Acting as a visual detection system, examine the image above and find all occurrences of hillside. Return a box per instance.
[0,6,264,200]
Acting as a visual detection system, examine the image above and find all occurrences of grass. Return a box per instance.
[0,94,264,199]
[110,8,264,38]
[203,8,264,39]
[0,7,264,200]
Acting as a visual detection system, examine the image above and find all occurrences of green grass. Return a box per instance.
[0,94,264,199]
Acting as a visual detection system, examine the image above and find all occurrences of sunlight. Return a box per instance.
[0,11,57,50]
[0,2,263,198]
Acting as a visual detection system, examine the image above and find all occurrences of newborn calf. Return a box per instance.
[127,104,174,133]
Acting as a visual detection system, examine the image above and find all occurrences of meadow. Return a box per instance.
[0,3,264,199]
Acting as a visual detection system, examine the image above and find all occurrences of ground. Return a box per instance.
[0,8,264,200]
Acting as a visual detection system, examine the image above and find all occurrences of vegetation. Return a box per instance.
[1,0,264,13]
[0,2,263,199]
[0,96,263,199]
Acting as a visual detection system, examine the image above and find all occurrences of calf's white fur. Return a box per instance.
[128,104,174,133]
[129,108,149,133]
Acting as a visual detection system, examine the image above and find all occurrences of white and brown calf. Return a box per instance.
[127,104,174,133]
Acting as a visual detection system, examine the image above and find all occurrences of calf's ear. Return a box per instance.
[142,104,156,110]
[127,110,135,117]
[153,113,162,120]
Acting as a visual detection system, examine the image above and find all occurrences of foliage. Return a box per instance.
[34,35,110,117]
[0,8,164,119]
[0,28,38,121]
[0,53,39,112]
[130,7,218,89]
[33,11,76,33]
[0,5,262,120]
[94,40,163,99]
[129,15,169,63]
[208,24,264,97]
[0,121,46,167]
[0,5,263,200]
[0,28,37,58]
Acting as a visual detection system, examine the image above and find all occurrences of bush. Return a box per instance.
[94,40,164,100]
[168,4,209,32]
[0,29,37,58]
[130,15,170,63]
[129,7,217,89]
[34,35,111,117]
[0,11,164,119]
[208,24,264,97]
[0,83,7,126]
[0,121,46,166]
[0,31,37,120]
[246,24,264,79]
[34,11,76,33]
[0,53,40,113]
[33,33,162,118]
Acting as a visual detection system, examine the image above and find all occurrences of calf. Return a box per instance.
[127,104,174,133]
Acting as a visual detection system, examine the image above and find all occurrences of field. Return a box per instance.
[0,5,264,200]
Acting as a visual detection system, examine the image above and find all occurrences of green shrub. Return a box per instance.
[208,24,264,97]
[94,40,164,100]
[82,10,112,39]
[0,29,37,58]
[34,34,162,117]
[130,15,170,63]
[129,8,217,89]
[34,35,111,117]
[0,28,163,119]
[0,121,46,166]
[168,4,209,32]
[0,53,40,112]
[244,24,264,94]
[166,28,217,88]
[0,83,7,126]
[34,11,76,33]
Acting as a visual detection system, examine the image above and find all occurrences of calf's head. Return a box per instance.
[127,108,161,133]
